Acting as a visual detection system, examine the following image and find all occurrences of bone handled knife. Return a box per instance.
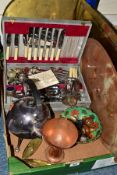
[27,27,34,60]
[39,28,46,61]
[6,34,11,60]
[43,28,49,61]
[50,29,58,61]
[39,44,43,61]
[14,34,19,60]
[69,67,72,78]
[44,43,49,61]
[44,28,52,61]
[33,27,39,61]
[55,29,65,61]
[33,42,38,60]
[23,34,28,58]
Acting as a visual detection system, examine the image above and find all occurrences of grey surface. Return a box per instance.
[71,165,117,175]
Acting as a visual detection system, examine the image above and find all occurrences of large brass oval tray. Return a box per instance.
[3,0,79,20]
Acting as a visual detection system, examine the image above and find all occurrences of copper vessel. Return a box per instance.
[42,118,78,163]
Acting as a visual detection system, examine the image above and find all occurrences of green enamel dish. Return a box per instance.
[61,106,102,144]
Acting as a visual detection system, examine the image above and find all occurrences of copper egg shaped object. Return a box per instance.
[42,118,78,149]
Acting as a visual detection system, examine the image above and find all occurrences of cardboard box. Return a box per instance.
[1,1,117,174]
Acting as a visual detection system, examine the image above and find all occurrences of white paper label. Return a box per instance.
[92,157,117,169]
[69,162,80,167]
[28,70,59,90]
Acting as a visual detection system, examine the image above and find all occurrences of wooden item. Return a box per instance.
[81,38,117,154]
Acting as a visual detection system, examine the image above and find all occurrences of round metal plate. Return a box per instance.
[3,0,78,19]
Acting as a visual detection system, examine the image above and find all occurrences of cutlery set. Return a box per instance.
[5,27,66,61]
[5,27,85,62]
[6,66,85,103]
[4,18,92,110]
[60,36,84,58]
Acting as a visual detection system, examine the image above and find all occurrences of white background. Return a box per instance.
[98,0,117,26]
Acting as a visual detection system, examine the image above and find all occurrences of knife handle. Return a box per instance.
[74,68,77,78]
[14,47,18,60]
[28,47,32,60]
[55,49,61,61]
[50,48,55,61]
[33,47,38,60]
[45,48,49,61]
[39,48,43,61]
[69,67,72,78]
[6,46,10,60]
[24,46,28,58]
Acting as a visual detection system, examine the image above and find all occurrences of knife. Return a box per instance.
[50,29,58,61]
[75,37,84,58]
[42,28,49,61]
[27,27,34,60]
[14,34,19,60]
[33,27,39,61]
[23,34,28,58]
[39,28,46,61]
[55,29,65,61]
[44,28,52,61]
[6,34,11,60]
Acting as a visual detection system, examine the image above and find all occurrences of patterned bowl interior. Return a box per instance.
[61,106,102,144]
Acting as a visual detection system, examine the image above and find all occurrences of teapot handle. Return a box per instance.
[25,79,41,106]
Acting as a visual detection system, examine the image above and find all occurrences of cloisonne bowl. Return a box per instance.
[61,106,102,144]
